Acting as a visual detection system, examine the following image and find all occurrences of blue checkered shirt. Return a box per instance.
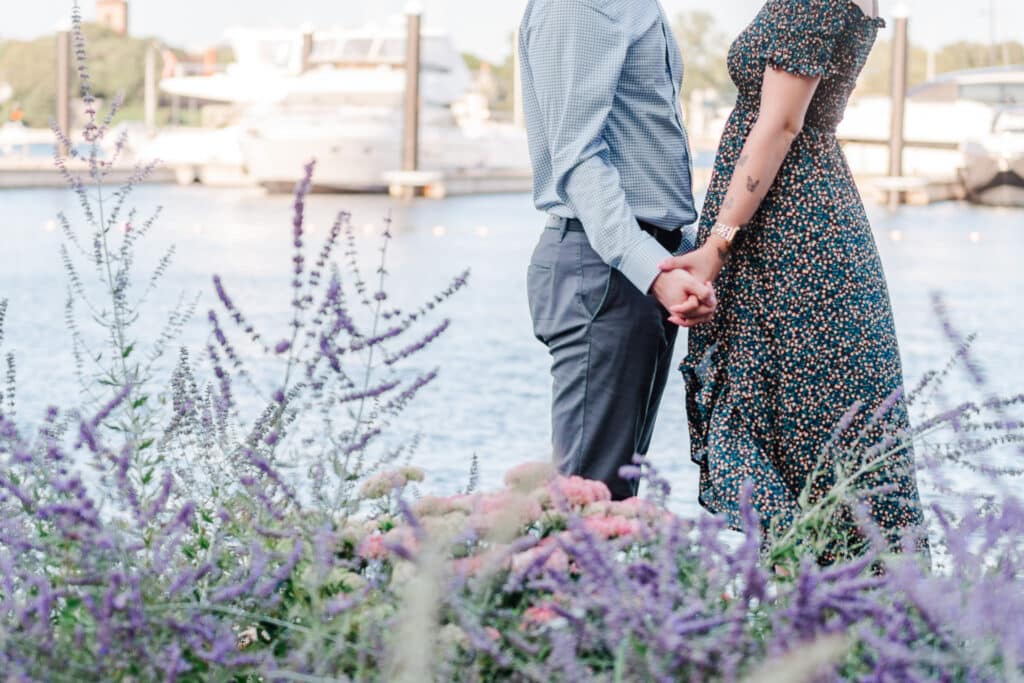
[519,0,697,294]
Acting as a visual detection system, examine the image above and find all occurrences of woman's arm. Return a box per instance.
[660,66,823,324]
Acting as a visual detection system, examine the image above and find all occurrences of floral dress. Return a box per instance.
[681,0,927,550]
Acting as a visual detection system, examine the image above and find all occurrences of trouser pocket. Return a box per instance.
[528,230,577,343]
[527,263,555,328]
[528,228,621,342]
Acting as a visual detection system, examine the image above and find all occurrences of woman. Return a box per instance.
[660,0,927,557]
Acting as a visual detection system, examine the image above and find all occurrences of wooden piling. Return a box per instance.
[402,11,422,177]
[170,60,182,126]
[56,29,72,155]
[301,29,315,73]
[888,11,909,209]
[144,43,158,129]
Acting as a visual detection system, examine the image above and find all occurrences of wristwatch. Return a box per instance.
[711,221,741,246]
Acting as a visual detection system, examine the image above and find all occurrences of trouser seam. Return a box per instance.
[575,238,589,477]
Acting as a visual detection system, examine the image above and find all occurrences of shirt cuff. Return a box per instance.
[618,233,673,295]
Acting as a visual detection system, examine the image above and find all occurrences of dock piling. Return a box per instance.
[56,29,72,155]
[397,10,422,200]
[144,43,158,129]
[301,27,315,73]
[888,8,910,209]
[403,11,422,175]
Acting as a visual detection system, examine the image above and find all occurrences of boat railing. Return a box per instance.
[838,137,961,151]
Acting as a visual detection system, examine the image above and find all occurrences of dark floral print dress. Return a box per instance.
[681,0,927,551]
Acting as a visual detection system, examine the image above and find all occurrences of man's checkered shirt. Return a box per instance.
[519,0,698,293]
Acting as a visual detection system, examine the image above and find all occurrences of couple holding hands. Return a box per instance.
[519,0,926,555]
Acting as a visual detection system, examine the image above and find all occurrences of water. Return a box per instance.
[2,184,1022,516]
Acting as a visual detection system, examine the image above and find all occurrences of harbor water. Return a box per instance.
[2,184,1022,516]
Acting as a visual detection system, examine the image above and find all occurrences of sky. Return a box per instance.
[6,0,1024,62]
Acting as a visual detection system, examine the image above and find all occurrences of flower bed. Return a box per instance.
[0,7,1021,682]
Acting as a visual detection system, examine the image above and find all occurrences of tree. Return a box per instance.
[935,40,1024,73]
[672,11,736,105]
[855,39,1024,98]
[0,24,234,127]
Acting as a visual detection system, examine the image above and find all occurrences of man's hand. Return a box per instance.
[657,240,729,327]
[650,269,717,328]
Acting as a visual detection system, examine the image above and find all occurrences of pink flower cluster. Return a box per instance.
[358,466,426,499]
[581,514,642,541]
[510,536,570,575]
[357,534,388,560]
[544,475,612,508]
[352,463,675,576]
[356,526,419,561]
[521,604,560,628]
[503,461,556,490]
[412,495,462,517]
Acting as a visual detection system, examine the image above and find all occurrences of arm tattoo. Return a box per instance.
[737,153,750,168]
[722,196,736,210]
[746,176,761,193]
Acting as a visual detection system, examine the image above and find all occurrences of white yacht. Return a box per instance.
[152,22,530,192]
[960,106,1024,207]
[838,65,1024,179]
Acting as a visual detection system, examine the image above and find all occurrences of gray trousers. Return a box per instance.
[527,224,679,500]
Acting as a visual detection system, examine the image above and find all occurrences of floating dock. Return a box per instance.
[0,158,176,189]
[385,168,534,199]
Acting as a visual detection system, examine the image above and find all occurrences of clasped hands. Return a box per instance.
[650,241,727,328]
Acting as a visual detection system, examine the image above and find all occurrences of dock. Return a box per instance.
[385,169,533,199]
[865,175,966,205]
[0,158,176,190]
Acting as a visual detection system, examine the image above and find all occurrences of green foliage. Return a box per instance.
[672,11,736,105]
[0,23,233,127]
[0,23,153,126]
[858,39,1024,97]
[0,34,61,128]
[934,40,1024,73]
[461,52,483,72]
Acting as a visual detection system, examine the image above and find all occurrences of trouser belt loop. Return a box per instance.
[546,215,570,242]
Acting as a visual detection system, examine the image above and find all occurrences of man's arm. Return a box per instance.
[524,0,709,311]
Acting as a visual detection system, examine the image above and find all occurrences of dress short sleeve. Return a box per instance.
[764,0,848,78]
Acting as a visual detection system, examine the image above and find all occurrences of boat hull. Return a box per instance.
[960,148,1024,208]
[238,117,531,194]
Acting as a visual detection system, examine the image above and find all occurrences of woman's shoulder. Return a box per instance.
[762,0,850,33]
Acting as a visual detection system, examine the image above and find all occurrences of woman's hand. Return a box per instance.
[660,244,725,283]
[658,238,730,326]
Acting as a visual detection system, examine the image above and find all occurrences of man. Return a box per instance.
[519,0,716,500]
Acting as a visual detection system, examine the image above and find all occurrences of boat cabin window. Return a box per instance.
[422,38,450,66]
[995,111,1024,134]
[250,40,296,70]
[958,82,1024,105]
[378,39,405,63]
[374,37,451,72]
[341,38,375,61]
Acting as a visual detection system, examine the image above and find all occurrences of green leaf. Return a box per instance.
[122,343,134,359]
[132,395,148,409]
[138,438,154,451]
